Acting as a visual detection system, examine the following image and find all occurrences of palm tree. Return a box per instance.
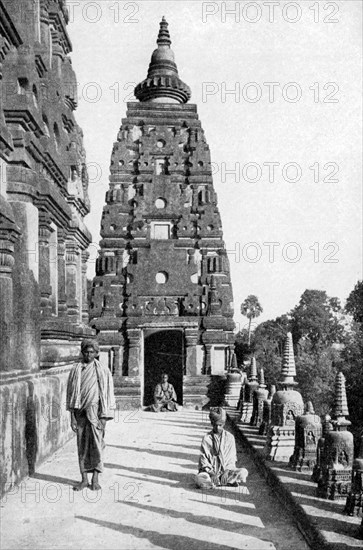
[241,295,263,347]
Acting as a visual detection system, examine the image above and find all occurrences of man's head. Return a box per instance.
[81,339,99,364]
[161,373,169,383]
[209,407,226,434]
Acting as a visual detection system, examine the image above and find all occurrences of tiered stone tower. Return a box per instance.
[251,368,269,428]
[90,18,235,407]
[264,332,304,462]
[239,357,259,423]
[290,401,322,472]
[317,372,354,500]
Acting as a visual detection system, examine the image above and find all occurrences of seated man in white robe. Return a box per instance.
[195,407,248,489]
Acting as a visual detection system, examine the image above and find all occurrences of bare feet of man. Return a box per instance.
[73,475,89,491]
[90,471,101,491]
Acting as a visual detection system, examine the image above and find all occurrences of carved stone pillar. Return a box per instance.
[39,216,53,317]
[81,250,89,324]
[57,231,67,317]
[0,221,19,371]
[127,328,141,376]
[39,0,50,48]
[203,344,213,375]
[65,239,80,322]
[112,346,123,384]
[115,249,124,275]
[185,328,198,376]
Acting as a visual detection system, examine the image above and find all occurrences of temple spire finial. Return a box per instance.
[332,372,350,427]
[249,356,258,382]
[134,18,191,104]
[157,17,171,47]
[281,332,297,387]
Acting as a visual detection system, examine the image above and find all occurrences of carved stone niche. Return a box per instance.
[344,435,363,517]
[317,372,354,501]
[271,392,304,428]
[181,293,200,316]
[258,385,276,436]
[318,428,354,501]
[290,402,322,472]
[251,384,269,428]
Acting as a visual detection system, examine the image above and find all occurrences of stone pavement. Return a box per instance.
[0,410,310,550]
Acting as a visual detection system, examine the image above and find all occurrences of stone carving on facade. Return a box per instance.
[180,293,200,316]
[0,0,93,496]
[144,297,179,316]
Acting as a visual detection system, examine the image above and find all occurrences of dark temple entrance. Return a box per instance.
[144,330,184,407]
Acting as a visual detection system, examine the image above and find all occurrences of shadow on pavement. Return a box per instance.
[107,444,198,462]
[119,500,271,540]
[161,441,201,451]
[105,463,194,488]
[31,472,77,486]
[76,516,243,550]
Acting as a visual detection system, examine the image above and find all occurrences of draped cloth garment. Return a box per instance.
[196,429,248,488]
[67,359,115,473]
[152,382,178,412]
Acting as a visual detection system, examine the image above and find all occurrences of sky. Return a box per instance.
[68,0,362,332]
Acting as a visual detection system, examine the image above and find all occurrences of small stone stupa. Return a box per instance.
[259,384,276,436]
[290,401,322,472]
[344,435,363,516]
[251,368,269,427]
[264,332,304,462]
[224,353,242,408]
[239,357,259,423]
[318,372,354,500]
[311,414,333,483]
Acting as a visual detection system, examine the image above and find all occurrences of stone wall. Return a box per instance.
[0,0,93,496]
[0,366,73,496]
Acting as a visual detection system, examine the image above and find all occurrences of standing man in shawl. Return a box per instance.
[67,339,115,491]
[195,407,248,489]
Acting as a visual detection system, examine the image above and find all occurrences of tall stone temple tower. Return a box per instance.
[90,18,235,407]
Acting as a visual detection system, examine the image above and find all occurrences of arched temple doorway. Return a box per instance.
[143,330,184,407]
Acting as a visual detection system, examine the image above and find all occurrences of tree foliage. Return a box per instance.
[240,295,263,346]
[345,281,363,325]
[235,285,363,442]
[291,289,344,351]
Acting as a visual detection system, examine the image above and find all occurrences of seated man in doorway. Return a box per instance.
[195,407,248,489]
[152,373,178,412]
[66,339,115,491]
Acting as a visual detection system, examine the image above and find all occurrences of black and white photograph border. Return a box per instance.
[0,1,362,549]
